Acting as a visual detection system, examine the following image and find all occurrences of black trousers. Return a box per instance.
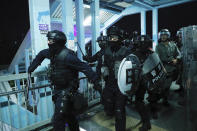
[103,85,127,131]
[135,85,150,124]
[52,90,79,131]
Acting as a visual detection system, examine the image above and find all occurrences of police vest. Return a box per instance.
[49,48,78,86]
[104,46,130,80]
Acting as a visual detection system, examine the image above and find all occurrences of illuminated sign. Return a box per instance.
[39,24,49,34]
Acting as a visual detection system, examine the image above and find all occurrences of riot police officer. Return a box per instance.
[175,28,183,49]
[118,35,157,131]
[28,30,101,131]
[131,35,154,131]
[102,26,131,131]
[156,29,181,106]
[83,35,108,77]
[174,28,184,95]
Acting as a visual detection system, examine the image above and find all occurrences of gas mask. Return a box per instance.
[108,35,121,48]
[48,39,64,56]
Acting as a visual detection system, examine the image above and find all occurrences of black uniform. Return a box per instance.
[28,30,99,131]
[102,45,131,131]
[130,35,153,131]
[132,49,152,131]
[83,35,108,77]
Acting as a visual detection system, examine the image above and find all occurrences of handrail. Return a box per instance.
[0,84,50,97]
[0,71,47,82]
[0,70,100,130]
[0,76,88,97]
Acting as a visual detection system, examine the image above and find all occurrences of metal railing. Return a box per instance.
[0,71,100,131]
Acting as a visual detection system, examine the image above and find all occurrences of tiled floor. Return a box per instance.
[78,81,197,131]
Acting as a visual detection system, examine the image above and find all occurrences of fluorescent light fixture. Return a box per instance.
[84,4,90,8]
[114,2,132,8]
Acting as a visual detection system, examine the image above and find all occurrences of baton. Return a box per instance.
[76,42,85,57]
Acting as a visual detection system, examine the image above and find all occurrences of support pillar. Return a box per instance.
[28,0,51,117]
[91,0,100,55]
[62,0,75,51]
[141,11,146,35]
[75,0,87,92]
[28,0,51,71]
[152,8,158,50]
[75,0,85,60]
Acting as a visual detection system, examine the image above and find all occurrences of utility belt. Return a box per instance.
[53,88,88,115]
[52,87,72,102]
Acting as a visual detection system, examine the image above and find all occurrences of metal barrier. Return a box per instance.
[0,71,100,130]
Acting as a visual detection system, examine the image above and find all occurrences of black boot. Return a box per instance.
[139,121,151,131]
[149,102,159,119]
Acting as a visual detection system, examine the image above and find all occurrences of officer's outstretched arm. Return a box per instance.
[66,53,102,93]
[67,53,98,81]
[28,49,50,73]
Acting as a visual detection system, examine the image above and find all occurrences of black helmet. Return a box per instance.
[108,26,122,38]
[136,35,153,49]
[47,30,67,45]
[158,29,170,39]
[97,35,108,49]
[97,35,108,42]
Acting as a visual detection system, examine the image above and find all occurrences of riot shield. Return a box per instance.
[181,25,197,131]
[117,54,141,96]
[142,52,166,90]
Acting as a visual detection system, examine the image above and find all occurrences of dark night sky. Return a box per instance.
[0,0,29,65]
[114,1,197,39]
[0,1,197,65]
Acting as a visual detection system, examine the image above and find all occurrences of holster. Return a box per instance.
[70,91,88,115]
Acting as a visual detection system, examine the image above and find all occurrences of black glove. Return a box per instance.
[83,55,90,62]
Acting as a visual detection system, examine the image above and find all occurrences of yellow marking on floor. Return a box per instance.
[91,111,168,131]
